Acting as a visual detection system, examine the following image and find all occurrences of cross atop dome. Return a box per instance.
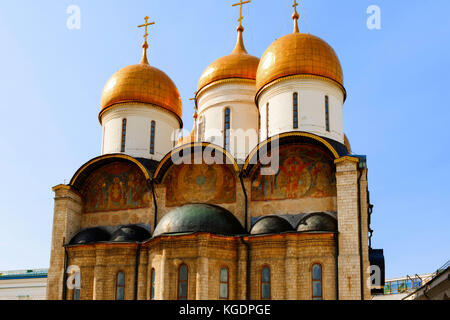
[138,16,155,64]
[292,0,300,33]
[232,0,251,31]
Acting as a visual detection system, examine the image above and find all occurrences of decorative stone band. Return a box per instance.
[255,74,347,105]
[98,101,183,128]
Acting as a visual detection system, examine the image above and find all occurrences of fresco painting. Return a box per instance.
[164,164,236,207]
[251,144,336,201]
[81,162,151,213]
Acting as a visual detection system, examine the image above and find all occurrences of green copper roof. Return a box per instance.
[153,204,245,237]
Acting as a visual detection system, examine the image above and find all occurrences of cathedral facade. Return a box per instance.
[47,3,382,300]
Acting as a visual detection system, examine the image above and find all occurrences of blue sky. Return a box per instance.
[0,0,449,279]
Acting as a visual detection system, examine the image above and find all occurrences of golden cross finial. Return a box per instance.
[138,16,155,44]
[232,0,251,28]
[138,16,155,64]
[292,0,300,33]
[293,0,299,13]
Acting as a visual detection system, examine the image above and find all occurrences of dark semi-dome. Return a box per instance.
[69,227,111,245]
[297,213,337,232]
[110,225,151,243]
[153,204,245,237]
[250,216,294,235]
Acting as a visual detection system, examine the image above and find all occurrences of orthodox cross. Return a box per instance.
[293,0,299,14]
[138,16,155,44]
[232,0,251,27]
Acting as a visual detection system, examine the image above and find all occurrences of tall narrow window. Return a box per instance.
[121,118,127,152]
[325,96,330,132]
[73,271,81,300]
[293,92,299,129]
[312,264,323,300]
[178,264,188,300]
[150,269,156,300]
[266,103,269,139]
[261,266,271,300]
[150,121,156,155]
[116,271,125,300]
[224,108,231,151]
[219,268,229,300]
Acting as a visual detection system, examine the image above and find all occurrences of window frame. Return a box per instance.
[177,264,189,300]
[261,265,271,300]
[311,263,323,300]
[150,268,156,300]
[224,107,231,151]
[73,270,81,300]
[121,118,127,153]
[219,267,229,300]
[293,92,299,129]
[325,96,330,132]
[150,120,156,155]
[115,271,126,300]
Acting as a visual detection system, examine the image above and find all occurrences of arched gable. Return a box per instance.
[242,132,347,177]
[242,133,341,205]
[153,143,239,208]
[70,154,152,214]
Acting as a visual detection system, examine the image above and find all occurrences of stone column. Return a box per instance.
[47,185,82,300]
[335,157,362,300]
[359,168,372,299]
[236,240,248,300]
[196,236,209,300]
[137,248,149,300]
[285,238,298,300]
[93,247,108,300]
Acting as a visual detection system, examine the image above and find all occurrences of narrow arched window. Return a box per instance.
[219,267,229,300]
[116,271,125,300]
[266,103,270,139]
[150,121,156,155]
[178,264,188,300]
[150,268,156,300]
[73,271,81,300]
[121,118,127,152]
[312,264,323,300]
[261,266,271,300]
[224,108,231,151]
[293,92,299,129]
[325,96,330,132]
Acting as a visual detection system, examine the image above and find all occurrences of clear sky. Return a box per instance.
[0,0,449,279]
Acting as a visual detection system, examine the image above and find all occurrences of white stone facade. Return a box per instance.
[101,104,181,161]
[197,81,259,161]
[257,77,345,144]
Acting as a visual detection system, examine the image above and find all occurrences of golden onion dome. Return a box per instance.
[256,12,344,98]
[100,42,182,122]
[197,26,260,93]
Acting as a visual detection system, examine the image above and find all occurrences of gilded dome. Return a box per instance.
[256,31,344,97]
[197,27,260,93]
[100,47,182,121]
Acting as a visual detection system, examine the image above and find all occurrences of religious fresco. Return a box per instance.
[81,162,151,213]
[251,144,336,201]
[163,164,236,207]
